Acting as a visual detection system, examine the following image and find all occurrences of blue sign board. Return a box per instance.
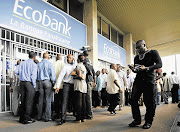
[98,34,126,67]
[0,0,86,51]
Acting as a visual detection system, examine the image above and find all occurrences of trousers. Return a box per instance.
[19,81,35,122]
[130,80,156,124]
[38,80,53,120]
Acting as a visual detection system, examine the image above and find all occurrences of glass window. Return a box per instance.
[69,0,84,23]
[118,33,123,48]
[51,45,54,51]
[34,40,37,47]
[16,34,20,42]
[111,28,117,44]
[25,37,28,44]
[6,31,10,39]
[48,44,50,50]
[21,36,24,43]
[41,42,44,49]
[54,46,56,52]
[2,29,5,38]
[11,32,14,41]
[44,43,47,50]
[37,41,40,48]
[30,39,33,46]
[57,47,60,53]
[48,0,67,12]
[97,17,101,34]
[102,20,109,39]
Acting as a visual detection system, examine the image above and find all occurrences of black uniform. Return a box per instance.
[130,50,162,124]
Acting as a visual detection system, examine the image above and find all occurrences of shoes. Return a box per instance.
[22,119,36,124]
[74,120,81,123]
[44,119,52,122]
[57,120,65,125]
[177,121,180,126]
[81,119,86,122]
[142,123,152,129]
[110,111,116,115]
[86,116,93,120]
[129,120,141,127]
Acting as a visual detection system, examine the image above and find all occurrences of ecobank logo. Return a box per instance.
[104,43,120,59]
[13,0,71,38]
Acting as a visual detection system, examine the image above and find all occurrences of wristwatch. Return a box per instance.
[146,67,150,71]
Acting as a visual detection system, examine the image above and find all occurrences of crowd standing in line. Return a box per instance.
[9,40,180,130]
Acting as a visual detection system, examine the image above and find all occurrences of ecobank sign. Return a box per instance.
[98,34,126,67]
[0,0,86,50]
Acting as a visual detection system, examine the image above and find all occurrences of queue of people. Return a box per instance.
[9,39,180,130]
[10,51,134,125]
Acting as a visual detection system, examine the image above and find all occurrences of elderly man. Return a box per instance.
[107,64,122,115]
[15,52,37,124]
[117,64,127,110]
[125,69,134,106]
[128,40,162,129]
[37,53,56,122]
[55,54,76,125]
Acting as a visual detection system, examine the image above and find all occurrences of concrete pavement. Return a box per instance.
[0,103,180,132]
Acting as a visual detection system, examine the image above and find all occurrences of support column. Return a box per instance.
[124,33,133,67]
[84,0,98,67]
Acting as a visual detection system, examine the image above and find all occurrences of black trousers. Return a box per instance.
[171,84,179,103]
[31,91,39,117]
[92,90,101,107]
[19,81,35,122]
[130,80,156,124]
[74,91,86,121]
[101,88,108,106]
[125,91,132,105]
[108,93,120,112]
[54,89,63,118]
[61,83,74,120]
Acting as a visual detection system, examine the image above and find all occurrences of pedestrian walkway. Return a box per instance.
[0,103,179,132]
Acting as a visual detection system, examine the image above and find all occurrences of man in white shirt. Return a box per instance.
[107,64,122,115]
[55,54,76,125]
[101,68,108,107]
[169,72,180,103]
[162,72,169,104]
[116,64,127,110]
[125,69,134,105]
[53,54,65,120]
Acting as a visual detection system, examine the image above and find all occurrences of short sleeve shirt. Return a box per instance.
[107,69,119,94]
[101,73,107,88]
[74,62,87,93]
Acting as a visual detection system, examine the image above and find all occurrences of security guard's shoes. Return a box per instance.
[142,123,152,129]
[128,120,141,127]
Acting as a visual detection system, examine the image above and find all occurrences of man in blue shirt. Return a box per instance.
[37,53,56,122]
[15,51,37,124]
